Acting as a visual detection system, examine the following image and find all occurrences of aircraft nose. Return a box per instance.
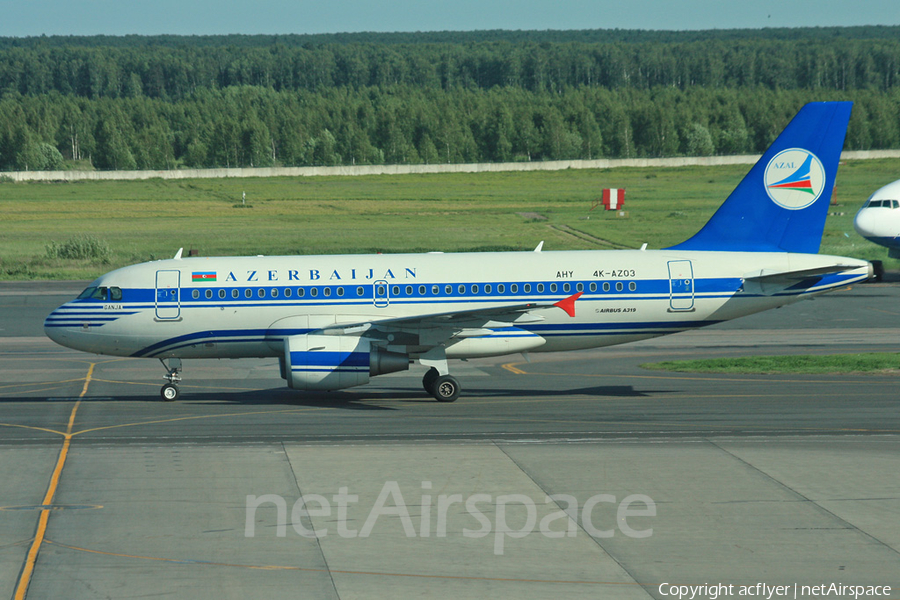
[44,307,71,347]
[44,303,91,350]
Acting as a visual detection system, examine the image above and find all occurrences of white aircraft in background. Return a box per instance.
[46,102,871,402]
[854,178,900,257]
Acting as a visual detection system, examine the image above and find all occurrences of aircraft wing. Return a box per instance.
[323,292,583,337]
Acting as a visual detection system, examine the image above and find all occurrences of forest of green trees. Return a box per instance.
[1,28,899,171]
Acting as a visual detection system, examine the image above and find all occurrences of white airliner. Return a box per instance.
[45,102,871,402]
[854,178,900,257]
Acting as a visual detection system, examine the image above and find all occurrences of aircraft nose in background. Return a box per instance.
[853,207,891,240]
[853,208,875,238]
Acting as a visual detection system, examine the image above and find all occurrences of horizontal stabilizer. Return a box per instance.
[743,265,858,284]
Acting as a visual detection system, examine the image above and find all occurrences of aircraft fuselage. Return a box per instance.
[45,249,870,362]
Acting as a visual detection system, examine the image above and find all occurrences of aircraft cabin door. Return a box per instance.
[155,270,181,320]
[667,260,694,312]
[372,280,390,308]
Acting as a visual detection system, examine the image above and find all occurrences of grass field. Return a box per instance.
[641,353,900,374]
[2,158,899,280]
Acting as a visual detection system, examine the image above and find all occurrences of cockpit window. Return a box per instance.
[866,199,899,208]
[77,286,114,300]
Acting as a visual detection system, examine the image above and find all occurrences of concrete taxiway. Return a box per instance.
[1,281,898,598]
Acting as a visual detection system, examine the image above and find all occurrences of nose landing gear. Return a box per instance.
[159,358,182,401]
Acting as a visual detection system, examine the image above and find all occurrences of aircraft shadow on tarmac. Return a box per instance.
[1,384,666,409]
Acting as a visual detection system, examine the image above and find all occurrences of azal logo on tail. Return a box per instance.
[764,149,826,210]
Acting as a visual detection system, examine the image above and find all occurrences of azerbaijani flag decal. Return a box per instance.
[192,271,217,282]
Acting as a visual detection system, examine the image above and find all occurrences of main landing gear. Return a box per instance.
[422,367,460,402]
[420,349,460,402]
[159,358,182,401]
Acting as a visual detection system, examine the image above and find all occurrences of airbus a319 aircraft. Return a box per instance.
[45,102,871,402]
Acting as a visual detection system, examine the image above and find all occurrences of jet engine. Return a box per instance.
[283,334,409,391]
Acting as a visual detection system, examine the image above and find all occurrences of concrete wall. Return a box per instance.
[3,150,900,182]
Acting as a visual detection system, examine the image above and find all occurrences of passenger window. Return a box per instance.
[419,285,426,295]
[563,283,570,293]
[629,282,637,291]
[357,286,365,296]
[432,285,439,295]
[232,289,239,299]
[192,289,200,299]
[218,289,226,299]
[205,289,213,299]
[498,284,505,293]
[310,288,318,297]
[615,282,623,292]
[603,282,610,292]
[550,283,557,293]
[485,284,492,294]
[511,284,518,293]
[407,286,414,295]
[590,282,597,292]
[394,286,401,295]
[523,283,531,293]
[471,284,479,294]
[576,282,583,292]
[245,289,252,298]
[458,284,465,294]
[271,288,278,298]
[537,283,544,293]
[445,285,452,294]
[337,287,344,297]
[324,287,331,297]
[297,288,305,297]
[257,289,265,298]
[284,288,292,298]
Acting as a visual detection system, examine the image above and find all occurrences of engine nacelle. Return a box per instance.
[285,334,409,391]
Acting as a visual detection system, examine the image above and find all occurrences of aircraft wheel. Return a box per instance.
[431,375,460,403]
[161,383,180,402]
[422,367,440,392]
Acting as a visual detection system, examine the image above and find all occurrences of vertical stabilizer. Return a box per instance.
[668,102,852,254]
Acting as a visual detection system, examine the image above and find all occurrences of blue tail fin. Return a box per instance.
[668,101,852,254]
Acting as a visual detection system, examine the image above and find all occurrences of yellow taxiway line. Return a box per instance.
[13,363,92,600]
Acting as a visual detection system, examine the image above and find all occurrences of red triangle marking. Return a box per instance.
[553,291,583,318]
